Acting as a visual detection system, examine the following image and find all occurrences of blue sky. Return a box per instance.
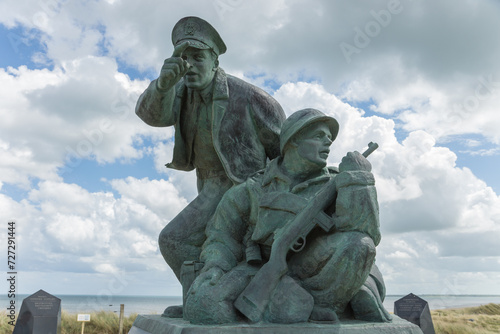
[1,0,499,306]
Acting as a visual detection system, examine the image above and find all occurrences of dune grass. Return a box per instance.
[0,313,15,334]
[1,303,499,333]
[431,303,500,334]
[0,310,138,334]
[60,310,138,334]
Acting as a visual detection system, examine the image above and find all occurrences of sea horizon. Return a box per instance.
[3,294,500,317]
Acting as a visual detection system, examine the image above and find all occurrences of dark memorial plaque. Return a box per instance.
[394,293,435,334]
[13,289,61,334]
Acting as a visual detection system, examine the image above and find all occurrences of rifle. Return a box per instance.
[234,142,378,322]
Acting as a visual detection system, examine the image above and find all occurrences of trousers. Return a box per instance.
[159,170,233,280]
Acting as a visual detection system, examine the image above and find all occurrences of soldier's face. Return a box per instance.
[294,122,333,168]
[182,47,218,90]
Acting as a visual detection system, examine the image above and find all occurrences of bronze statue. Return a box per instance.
[183,108,391,324]
[135,16,285,317]
[130,16,426,333]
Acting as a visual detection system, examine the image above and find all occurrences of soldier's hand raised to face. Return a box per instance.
[157,41,192,90]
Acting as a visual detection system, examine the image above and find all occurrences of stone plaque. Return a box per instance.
[394,293,435,334]
[13,289,61,334]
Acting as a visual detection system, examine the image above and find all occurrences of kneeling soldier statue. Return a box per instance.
[183,108,392,324]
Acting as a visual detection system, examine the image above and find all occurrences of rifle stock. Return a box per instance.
[234,179,337,322]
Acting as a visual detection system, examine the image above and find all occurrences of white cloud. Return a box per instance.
[94,263,119,274]
[0,176,189,285]
[386,251,412,259]
[1,0,500,297]
[275,82,500,294]
[461,147,500,157]
[109,176,188,222]
[4,0,500,144]
[275,82,500,231]
[152,140,198,201]
[0,55,172,189]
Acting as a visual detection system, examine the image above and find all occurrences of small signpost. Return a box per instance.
[119,304,125,334]
[77,314,90,334]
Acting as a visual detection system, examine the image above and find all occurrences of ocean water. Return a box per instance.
[3,294,500,316]
[3,294,182,317]
[383,295,500,313]
[58,295,183,316]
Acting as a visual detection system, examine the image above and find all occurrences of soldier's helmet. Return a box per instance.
[172,16,227,56]
[280,108,339,155]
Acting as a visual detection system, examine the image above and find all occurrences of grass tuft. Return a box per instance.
[60,311,138,334]
[1,303,499,334]
[431,303,500,334]
[0,310,138,334]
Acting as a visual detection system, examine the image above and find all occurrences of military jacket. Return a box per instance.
[200,158,381,273]
[135,68,285,184]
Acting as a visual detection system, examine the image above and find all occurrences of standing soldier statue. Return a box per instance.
[135,16,285,317]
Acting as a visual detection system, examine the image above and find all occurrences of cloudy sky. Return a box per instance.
[1,0,499,302]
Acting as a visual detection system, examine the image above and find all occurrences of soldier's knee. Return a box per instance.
[158,223,177,253]
[331,231,375,262]
[158,225,168,245]
[351,232,376,261]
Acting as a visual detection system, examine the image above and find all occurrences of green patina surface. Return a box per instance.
[134,16,413,331]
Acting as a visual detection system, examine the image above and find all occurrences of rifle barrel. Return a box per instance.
[362,142,378,158]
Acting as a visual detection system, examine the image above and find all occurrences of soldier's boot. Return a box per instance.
[161,260,204,319]
[309,305,339,323]
[162,305,183,318]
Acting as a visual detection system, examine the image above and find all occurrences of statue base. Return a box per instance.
[129,314,423,334]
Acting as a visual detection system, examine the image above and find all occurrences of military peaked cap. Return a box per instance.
[171,16,227,56]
